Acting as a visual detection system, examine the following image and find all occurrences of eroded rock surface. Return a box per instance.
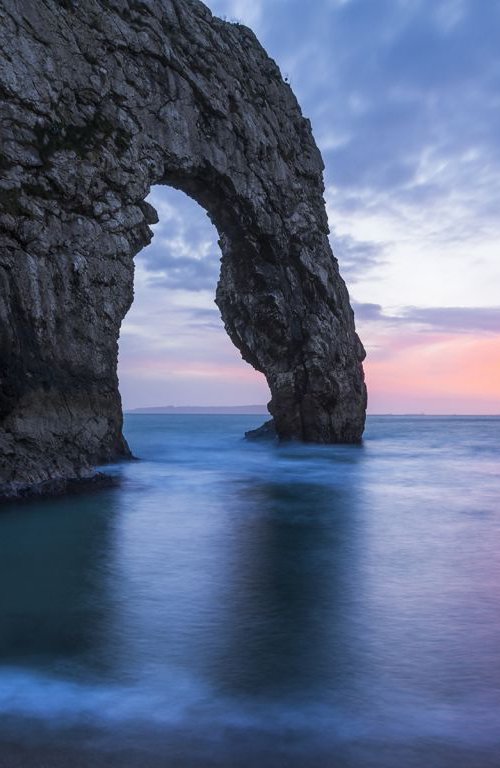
[0,0,366,498]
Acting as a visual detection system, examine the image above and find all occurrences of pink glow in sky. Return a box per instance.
[365,333,500,414]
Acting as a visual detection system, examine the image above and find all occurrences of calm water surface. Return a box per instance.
[0,415,499,767]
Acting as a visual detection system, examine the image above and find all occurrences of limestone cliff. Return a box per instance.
[0,0,366,498]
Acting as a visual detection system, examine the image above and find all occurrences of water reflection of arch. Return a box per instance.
[211,451,366,703]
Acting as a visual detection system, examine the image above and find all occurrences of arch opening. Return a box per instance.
[118,186,270,417]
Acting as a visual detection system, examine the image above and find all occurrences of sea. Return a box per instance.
[0,415,499,767]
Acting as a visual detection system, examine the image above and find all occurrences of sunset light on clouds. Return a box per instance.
[118,0,500,414]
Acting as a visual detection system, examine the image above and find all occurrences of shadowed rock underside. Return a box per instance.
[0,0,366,498]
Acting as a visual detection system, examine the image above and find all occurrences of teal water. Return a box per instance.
[0,415,499,767]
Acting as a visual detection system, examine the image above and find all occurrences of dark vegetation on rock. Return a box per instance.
[0,0,366,499]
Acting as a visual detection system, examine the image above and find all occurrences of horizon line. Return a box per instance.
[125,406,500,417]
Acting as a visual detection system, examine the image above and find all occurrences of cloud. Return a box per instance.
[354,303,500,335]
[187,307,222,330]
[234,0,500,220]
[353,302,385,323]
[331,233,387,283]
[144,250,220,292]
[137,187,221,292]
[398,306,500,334]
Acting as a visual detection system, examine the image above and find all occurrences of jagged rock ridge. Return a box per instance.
[0,0,366,498]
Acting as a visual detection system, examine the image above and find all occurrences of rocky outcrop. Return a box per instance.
[245,419,277,441]
[0,0,366,498]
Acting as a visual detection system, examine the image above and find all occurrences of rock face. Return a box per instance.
[0,0,366,498]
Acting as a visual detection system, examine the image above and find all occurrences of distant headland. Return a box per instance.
[127,405,269,415]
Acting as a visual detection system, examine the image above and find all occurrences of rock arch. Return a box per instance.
[0,0,366,497]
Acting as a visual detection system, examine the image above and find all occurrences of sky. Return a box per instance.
[118,0,500,414]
